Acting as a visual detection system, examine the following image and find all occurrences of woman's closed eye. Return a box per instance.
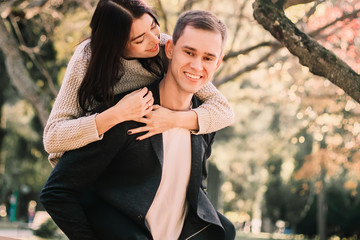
[151,21,157,30]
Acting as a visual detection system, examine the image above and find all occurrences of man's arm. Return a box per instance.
[40,124,128,240]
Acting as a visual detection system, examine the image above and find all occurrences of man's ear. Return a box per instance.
[216,55,224,70]
[165,39,174,59]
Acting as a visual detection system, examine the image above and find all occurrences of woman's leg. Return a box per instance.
[82,191,150,240]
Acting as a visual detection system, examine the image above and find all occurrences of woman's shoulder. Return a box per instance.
[72,39,91,61]
[160,33,171,46]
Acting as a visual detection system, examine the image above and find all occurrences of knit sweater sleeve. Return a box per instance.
[193,81,234,134]
[43,40,102,166]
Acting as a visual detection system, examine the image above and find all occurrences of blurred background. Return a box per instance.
[0,0,359,239]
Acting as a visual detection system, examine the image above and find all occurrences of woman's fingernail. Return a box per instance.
[127,130,132,134]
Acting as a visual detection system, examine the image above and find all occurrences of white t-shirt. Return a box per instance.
[146,128,192,240]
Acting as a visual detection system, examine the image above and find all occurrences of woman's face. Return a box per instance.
[123,13,161,59]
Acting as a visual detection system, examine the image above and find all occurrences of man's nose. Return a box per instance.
[190,57,203,71]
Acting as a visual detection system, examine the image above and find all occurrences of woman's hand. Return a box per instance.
[95,88,154,136]
[128,105,175,140]
[113,87,154,122]
[128,105,200,140]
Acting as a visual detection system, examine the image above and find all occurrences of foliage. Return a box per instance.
[295,179,360,237]
[0,0,359,236]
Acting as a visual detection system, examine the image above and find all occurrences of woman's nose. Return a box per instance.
[150,27,160,44]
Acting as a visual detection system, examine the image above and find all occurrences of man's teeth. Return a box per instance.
[185,73,201,79]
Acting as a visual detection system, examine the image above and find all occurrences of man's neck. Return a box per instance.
[159,77,193,111]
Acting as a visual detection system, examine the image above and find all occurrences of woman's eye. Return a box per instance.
[135,40,144,44]
[151,21,157,29]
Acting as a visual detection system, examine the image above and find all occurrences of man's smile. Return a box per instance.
[184,72,202,80]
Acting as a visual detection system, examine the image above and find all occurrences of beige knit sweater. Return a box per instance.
[44,35,234,167]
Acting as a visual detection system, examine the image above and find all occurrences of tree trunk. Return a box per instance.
[253,0,360,103]
[0,50,9,201]
[0,18,50,127]
[317,168,327,240]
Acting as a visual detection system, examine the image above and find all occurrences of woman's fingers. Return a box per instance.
[152,105,160,110]
[127,126,157,141]
[139,87,148,96]
[143,91,153,106]
[127,126,148,135]
[136,132,156,141]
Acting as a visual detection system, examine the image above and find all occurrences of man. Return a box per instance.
[40,10,235,240]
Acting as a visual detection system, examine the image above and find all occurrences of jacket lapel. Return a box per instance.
[148,79,164,167]
[187,134,203,207]
[150,134,164,167]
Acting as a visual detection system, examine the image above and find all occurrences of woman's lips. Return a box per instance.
[147,44,159,52]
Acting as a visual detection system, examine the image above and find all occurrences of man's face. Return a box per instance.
[165,26,223,94]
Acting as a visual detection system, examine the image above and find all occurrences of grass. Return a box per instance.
[236,232,313,240]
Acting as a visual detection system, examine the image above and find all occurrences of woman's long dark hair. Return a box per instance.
[78,0,165,112]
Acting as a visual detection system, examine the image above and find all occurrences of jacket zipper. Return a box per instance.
[184,224,211,240]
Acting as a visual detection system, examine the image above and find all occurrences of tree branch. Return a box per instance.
[8,14,58,97]
[253,0,360,103]
[181,0,200,12]
[308,8,360,37]
[223,5,360,62]
[283,0,316,9]
[228,0,250,50]
[154,0,169,33]
[224,41,280,61]
[214,46,280,87]
[0,0,16,18]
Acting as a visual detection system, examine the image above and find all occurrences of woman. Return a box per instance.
[43,0,234,167]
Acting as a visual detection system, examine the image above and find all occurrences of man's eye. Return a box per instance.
[185,51,194,56]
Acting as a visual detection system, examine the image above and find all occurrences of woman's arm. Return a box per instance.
[192,81,234,133]
[128,81,234,140]
[43,40,101,155]
[44,40,154,166]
